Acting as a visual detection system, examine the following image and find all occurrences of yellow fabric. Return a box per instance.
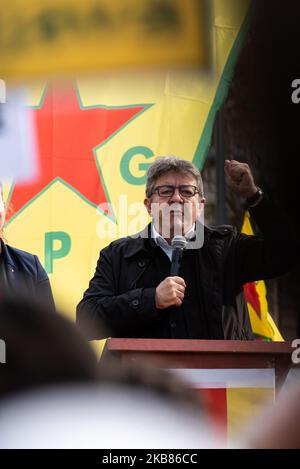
[226,387,274,442]
[241,212,284,341]
[1,0,211,81]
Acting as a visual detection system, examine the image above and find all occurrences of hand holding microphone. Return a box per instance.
[155,276,186,308]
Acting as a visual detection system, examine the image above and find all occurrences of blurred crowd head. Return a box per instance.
[0,296,218,448]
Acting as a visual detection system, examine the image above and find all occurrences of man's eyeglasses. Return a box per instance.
[152,185,199,198]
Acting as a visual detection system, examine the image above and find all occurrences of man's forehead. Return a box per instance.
[155,170,197,185]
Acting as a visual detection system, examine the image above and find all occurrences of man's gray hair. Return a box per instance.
[145,156,204,198]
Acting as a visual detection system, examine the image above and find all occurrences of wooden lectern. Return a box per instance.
[102,339,293,397]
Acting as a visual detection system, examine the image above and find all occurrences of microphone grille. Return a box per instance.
[171,235,187,249]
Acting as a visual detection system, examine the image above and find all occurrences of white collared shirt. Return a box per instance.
[151,223,195,261]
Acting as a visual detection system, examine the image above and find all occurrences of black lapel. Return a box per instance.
[1,241,21,293]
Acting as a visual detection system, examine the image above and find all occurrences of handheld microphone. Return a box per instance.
[170,235,187,276]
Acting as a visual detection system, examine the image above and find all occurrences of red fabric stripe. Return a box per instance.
[196,388,227,441]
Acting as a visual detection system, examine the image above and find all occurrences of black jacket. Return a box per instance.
[0,240,55,311]
[76,196,297,340]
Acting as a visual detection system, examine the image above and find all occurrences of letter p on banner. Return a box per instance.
[45,232,71,274]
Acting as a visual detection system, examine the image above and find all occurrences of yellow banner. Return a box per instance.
[0,0,211,81]
[4,0,250,354]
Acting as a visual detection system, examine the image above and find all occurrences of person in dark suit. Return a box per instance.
[76,156,297,340]
[0,186,55,311]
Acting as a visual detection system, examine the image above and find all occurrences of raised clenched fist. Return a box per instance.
[224,160,258,199]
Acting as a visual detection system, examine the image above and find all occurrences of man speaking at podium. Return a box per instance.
[77,156,295,340]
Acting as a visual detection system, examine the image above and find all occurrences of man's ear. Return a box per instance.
[144,198,152,215]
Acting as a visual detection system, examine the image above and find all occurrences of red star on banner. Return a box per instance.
[6,83,145,221]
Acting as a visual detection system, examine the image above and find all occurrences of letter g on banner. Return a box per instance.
[121,146,154,185]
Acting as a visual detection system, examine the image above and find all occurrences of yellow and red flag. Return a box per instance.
[242,212,284,341]
[172,367,275,446]
[4,1,251,351]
